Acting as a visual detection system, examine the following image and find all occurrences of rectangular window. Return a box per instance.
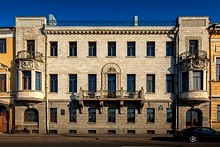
[166,41,174,56]
[27,40,35,58]
[50,74,58,92]
[108,42,116,56]
[147,42,155,56]
[88,74,97,92]
[216,58,220,81]
[50,42,58,56]
[217,106,220,122]
[147,74,155,92]
[69,42,77,56]
[127,108,135,123]
[88,108,96,122]
[182,72,189,91]
[189,40,198,53]
[166,74,174,93]
[35,72,41,91]
[50,108,57,122]
[22,71,31,90]
[166,108,172,123]
[147,108,155,123]
[69,108,77,122]
[0,39,6,53]
[69,74,77,92]
[108,108,115,122]
[89,42,96,56]
[193,71,203,90]
[0,74,6,92]
[127,42,135,56]
[127,74,136,92]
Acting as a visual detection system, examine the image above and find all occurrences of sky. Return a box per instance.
[1,0,220,27]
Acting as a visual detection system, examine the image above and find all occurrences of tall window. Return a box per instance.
[147,42,155,56]
[166,41,174,56]
[166,108,172,123]
[69,74,77,92]
[50,42,58,56]
[182,72,189,91]
[69,42,77,56]
[127,74,135,92]
[108,108,115,122]
[127,42,135,56]
[27,40,35,52]
[166,74,174,93]
[88,108,96,122]
[193,71,203,90]
[216,58,220,81]
[127,108,135,123]
[24,109,38,122]
[35,72,41,91]
[69,108,77,122]
[0,74,6,92]
[217,105,220,122]
[89,42,96,56]
[50,108,57,122]
[147,108,155,123]
[88,74,96,92]
[189,40,198,54]
[0,39,6,53]
[108,42,116,56]
[50,74,58,92]
[147,74,155,92]
[22,71,31,90]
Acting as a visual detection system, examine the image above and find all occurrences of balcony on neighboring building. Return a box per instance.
[15,50,44,62]
[16,90,44,104]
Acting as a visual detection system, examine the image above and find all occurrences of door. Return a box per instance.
[108,74,116,98]
[0,106,7,133]
[186,109,202,127]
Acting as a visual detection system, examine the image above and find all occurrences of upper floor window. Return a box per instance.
[217,105,220,122]
[50,42,58,56]
[189,40,198,53]
[182,72,189,91]
[88,108,96,122]
[22,71,31,90]
[216,58,220,81]
[69,108,77,122]
[193,71,203,90]
[108,42,116,56]
[0,74,6,92]
[50,108,57,122]
[166,108,172,123]
[35,72,41,91]
[127,74,136,92]
[127,42,135,56]
[88,74,97,92]
[166,41,174,56]
[27,40,35,52]
[147,42,155,56]
[50,74,58,92]
[147,108,155,123]
[24,109,38,122]
[166,74,174,93]
[127,108,135,123]
[108,108,115,122]
[69,74,77,93]
[69,42,77,56]
[147,74,155,93]
[0,39,6,53]
[89,42,96,56]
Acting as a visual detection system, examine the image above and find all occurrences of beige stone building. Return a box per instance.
[13,15,211,134]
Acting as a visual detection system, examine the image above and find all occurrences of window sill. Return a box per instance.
[126,122,135,124]
[145,92,156,94]
[23,122,38,125]
[87,122,96,124]
[146,122,155,124]
[106,122,116,124]
[48,92,58,94]
[48,56,58,58]
[67,56,77,58]
[106,56,116,58]
[49,122,57,124]
[125,56,136,58]
[86,56,97,58]
[145,56,155,58]
[164,56,175,58]
[68,122,77,124]
[211,80,220,82]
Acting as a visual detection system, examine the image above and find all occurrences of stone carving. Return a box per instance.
[181,59,208,71]
[20,61,33,70]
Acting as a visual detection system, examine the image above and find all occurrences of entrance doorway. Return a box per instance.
[0,105,8,133]
[186,109,202,127]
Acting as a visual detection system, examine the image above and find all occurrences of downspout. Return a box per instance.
[209,24,216,128]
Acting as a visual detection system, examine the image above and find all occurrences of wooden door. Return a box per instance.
[0,112,7,133]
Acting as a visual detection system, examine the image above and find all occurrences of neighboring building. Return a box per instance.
[0,27,15,133]
[13,15,211,134]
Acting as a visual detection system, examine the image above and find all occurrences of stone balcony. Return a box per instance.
[15,50,44,62]
[16,90,44,104]
[180,90,209,106]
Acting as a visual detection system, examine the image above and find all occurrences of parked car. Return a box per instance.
[173,127,220,143]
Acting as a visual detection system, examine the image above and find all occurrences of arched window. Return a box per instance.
[24,109,38,122]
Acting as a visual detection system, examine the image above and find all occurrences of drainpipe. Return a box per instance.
[209,24,216,128]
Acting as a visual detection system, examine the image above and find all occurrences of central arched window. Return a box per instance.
[24,109,38,122]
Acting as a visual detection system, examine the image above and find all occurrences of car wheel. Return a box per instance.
[189,135,197,143]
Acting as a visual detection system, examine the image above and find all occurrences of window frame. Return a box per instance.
[166,41,174,56]
[88,74,97,93]
[147,42,155,56]
[50,108,57,122]
[0,39,6,53]
[35,72,41,91]
[108,42,116,57]
[147,108,155,123]
[22,71,31,90]
[50,74,58,92]
[127,74,136,92]
[108,108,116,123]
[69,42,77,56]
[50,42,58,56]
[69,108,77,122]
[88,42,96,57]
[166,108,172,123]
[216,58,220,81]
[69,74,77,93]
[127,108,135,123]
[127,42,135,56]
[0,74,6,92]
[166,74,174,93]
[193,71,203,90]
[146,74,155,93]
[24,109,38,122]
[189,40,198,53]
[88,108,96,123]
[217,105,220,122]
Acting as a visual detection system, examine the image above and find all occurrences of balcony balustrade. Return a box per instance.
[15,50,44,62]
[179,50,208,63]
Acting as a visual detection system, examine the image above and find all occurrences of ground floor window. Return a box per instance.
[50,108,57,122]
[88,108,96,122]
[24,109,38,122]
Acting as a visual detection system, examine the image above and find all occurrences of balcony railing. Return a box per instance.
[15,50,44,62]
[179,50,207,62]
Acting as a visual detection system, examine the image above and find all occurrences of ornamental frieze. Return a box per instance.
[181,59,208,72]
[17,60,45,71]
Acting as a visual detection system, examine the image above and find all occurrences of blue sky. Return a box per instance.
[1,0,220,26]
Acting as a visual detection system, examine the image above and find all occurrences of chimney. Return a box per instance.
[133,16,138,26]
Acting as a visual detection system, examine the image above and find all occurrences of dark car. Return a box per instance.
[173,127,220,143]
